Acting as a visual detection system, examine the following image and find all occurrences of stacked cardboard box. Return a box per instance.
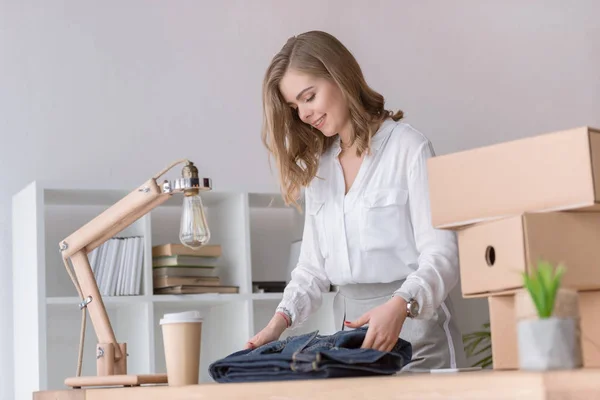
[427,126,600,370]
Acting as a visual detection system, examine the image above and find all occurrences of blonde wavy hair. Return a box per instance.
[261,31,404,208]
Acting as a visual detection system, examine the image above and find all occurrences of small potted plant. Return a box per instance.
[517,260,582,370]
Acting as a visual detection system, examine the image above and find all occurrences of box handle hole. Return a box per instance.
[485,246,496,267]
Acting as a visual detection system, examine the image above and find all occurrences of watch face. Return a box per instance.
[408,300,419,317]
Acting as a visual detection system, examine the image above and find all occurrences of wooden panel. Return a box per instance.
[34,389,86,400]
[590,132,600,202]
[579,291,600,367]
[64,373,168,388]
[488,295,518,370]
[35,370,600,400]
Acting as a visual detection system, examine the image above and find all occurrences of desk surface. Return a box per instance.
[34,369,600,400]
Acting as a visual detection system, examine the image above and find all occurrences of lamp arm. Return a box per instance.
[60,158,195,258]
[59,159,193,377]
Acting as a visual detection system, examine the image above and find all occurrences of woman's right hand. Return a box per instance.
[244,313,288,349]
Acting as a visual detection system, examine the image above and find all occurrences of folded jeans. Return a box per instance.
[208,327,413,383]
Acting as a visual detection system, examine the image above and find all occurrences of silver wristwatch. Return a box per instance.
[406,298,420,318]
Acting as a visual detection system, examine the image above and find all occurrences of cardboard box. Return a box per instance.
[515,288,579,321]
[578,291,600,368]
[428,126,600,229]
[458,212,600,297]
[489,294,518,370]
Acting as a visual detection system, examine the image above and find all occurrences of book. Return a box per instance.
[152,243,222,258]
[153,266,218,278]
[88,236,144,296]
[153,275,221,289]
[154,285,239,295]
[152,255,217,268]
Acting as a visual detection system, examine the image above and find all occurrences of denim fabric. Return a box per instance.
[208,327,412,383]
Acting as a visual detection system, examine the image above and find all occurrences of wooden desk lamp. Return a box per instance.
[58,159,211,388]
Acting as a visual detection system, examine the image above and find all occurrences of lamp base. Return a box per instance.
[65,373,168,389]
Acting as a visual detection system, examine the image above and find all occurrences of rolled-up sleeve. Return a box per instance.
[276,190,331,328]
[394,140,459,320]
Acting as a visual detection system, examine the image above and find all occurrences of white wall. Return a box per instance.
[1,0,599,398]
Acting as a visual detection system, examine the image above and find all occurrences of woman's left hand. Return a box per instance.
[344,296,408,352]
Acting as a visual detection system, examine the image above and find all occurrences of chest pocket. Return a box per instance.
[360,188,411,252]
[306,199,329,259]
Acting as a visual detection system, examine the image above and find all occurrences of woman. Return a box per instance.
[248,30,466,371]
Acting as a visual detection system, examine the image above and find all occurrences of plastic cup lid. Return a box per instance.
[160,310,203,325]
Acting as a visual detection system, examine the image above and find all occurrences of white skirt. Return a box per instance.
[332,280,467,371]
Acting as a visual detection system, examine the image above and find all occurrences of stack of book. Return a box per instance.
[152,243,239,294]
[89,236,144,296]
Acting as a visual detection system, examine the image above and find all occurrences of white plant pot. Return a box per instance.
[517,317,582,371]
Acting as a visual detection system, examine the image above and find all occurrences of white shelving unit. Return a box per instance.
[12,181,336,400]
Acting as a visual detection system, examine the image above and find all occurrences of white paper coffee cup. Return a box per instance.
[160,311,203,386]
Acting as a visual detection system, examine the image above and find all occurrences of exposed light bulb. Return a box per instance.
[179,192,210,249]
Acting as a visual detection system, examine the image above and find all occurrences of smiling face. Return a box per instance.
[261,31,399,209]
[279,68,351,140]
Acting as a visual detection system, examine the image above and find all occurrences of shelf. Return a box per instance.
[45,292,337,307]
[251,291,338,302]
[46,296,149,307]
[46,294,250,307]
[14,183,334,396]
[150,293,245,305]
[44,186,240,208]
[251,292,283,301]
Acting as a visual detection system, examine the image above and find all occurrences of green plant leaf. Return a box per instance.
[470,343,492,358]
[522,260,566,319]
[538,260,552,316]
[523,271,545,317]
[464,336,485,357]
[463,321,492,367]
[549,264,566,310]
[475,355,493,369]
[462,331,491,340]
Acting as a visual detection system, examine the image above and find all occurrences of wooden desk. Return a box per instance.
[34,369,600,400]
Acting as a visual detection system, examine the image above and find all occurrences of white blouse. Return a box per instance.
[276,119,459,328]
